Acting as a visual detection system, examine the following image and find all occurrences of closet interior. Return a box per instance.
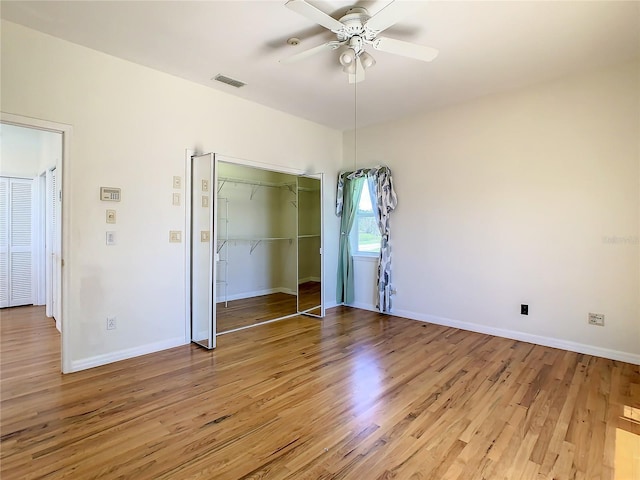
[190,154,323,350]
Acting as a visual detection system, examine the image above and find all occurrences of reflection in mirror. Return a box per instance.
[216,162,298,333]
[297,176,323,316]
[191,153,214,348]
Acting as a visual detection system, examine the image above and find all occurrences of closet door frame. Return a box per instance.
[296,173,325,318]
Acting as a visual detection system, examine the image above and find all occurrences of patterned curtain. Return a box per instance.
[336,166,397,313]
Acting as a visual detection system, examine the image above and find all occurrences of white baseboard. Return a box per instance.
[55,318,61,332]
[70,336,186,373]
[221,287,296,302]
[298,277,321,284]
[391,308,640,365]
[343,301,639,365]
[348,301,380,313]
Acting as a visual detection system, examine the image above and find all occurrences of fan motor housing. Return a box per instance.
[336,7,370,40]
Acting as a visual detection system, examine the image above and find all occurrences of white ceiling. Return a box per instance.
[2,1,639,131]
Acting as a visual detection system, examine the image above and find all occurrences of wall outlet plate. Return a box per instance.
[172,192,181,206]
[201,231,210,242]
[107,316,116,330]
[588,313,605,326]
[169,230,182,243]
[521,304,528,315]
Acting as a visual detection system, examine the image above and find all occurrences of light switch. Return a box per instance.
[106,231,116,245]
[202,179,209,192]
[169,230,182,243]
[173,176,182,189]
[201,231,210,242]
[106,209,116,224]
[172,193,181,206]
[202,195,209,208]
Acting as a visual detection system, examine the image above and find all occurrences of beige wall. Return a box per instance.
[1,21,343,371]
[344,61,639,362]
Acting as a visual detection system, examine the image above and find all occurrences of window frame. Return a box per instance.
[351,182,381,256]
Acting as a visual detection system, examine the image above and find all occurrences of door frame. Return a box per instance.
[1,112,72,374]
[184,152,309,342]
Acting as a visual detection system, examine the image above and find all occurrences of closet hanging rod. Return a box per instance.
[217,176,296,190]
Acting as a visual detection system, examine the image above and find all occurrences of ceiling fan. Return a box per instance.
[281,0,439,83]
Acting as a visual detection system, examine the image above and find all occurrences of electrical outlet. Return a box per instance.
[202,179,209,192]
[588,313,605,326]
[201,231,210,242]
[169,230,182,243]
[521,304,528,315]
[172,192,181,206]
[107,316,116,330]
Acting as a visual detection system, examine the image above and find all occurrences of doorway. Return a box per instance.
[1,112,70,373]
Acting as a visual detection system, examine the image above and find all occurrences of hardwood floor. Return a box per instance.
[217,292,298,332]
[217,283,322,332]
[1,305,638,479]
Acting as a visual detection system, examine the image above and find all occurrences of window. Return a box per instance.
[352,181,381,254]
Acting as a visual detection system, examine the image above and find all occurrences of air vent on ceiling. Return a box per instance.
[213,74,246,88]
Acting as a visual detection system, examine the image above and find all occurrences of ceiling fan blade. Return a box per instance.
[348,56,365,84]
[280,41,343,64]
[364,1,424,35]
[372,37,439,62]
[285,0,345,32]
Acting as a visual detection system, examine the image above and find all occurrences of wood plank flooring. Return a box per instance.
[1,305,638,479]
[217,282,322,332]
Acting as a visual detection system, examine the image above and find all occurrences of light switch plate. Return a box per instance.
[106,231,116,245]
[202,196,209,208]
[106,209,116,224]
[202,179,209,192]
[201,231,210,242]
[173,176,182,189]
[169,230,182,243]
[172,193,181,206]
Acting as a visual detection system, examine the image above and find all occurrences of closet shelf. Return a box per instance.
[298,234,321,238]
[217,236,293,254]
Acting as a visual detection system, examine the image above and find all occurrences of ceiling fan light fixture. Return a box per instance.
[339,48,356,67]
[359,50,376,70]
[342,61,357,75]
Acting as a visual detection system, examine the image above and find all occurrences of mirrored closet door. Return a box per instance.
[297,175,324,317]
[189,154,324,349]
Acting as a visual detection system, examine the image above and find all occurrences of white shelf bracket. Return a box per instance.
[249,239,262,254]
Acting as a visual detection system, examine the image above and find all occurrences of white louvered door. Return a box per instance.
[0,177,34,308]
[0,179,8,307]
[51,168,59,320]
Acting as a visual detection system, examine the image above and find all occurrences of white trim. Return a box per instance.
[221,287,296,302]
[215,154,305,176]
[391,308,640,366]
[184,149,193,345]
[2,111,73,373]
[298,276,321,284]
[216,312,300,336]
[352,254,378,263]
[69,337,187,373]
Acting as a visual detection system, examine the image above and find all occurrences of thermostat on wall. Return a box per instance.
[100,187,121,202]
